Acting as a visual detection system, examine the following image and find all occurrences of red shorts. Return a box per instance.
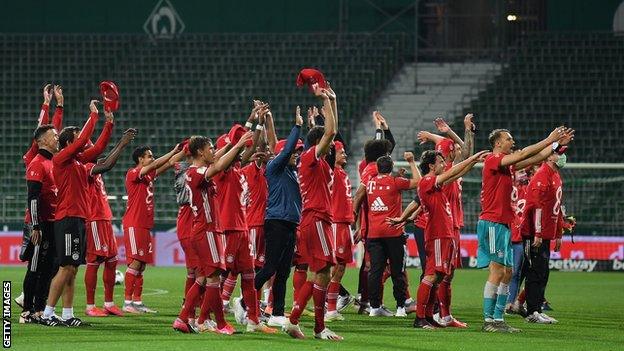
[224,230,254,274]
[180,237,200,269]
[249,226,266,268]
[424,237,456,276]
[191,230,225,277]
[299,215,336,273]
[86,220,117,262]
[124,226,154,264]
[176,205,193,241]
[332,222,353,264]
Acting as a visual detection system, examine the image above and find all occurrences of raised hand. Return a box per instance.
[397,168,407,177]
[417,131,430,145]
[434,117,450,134]
[89,99,99,113]
[295,105,303,126]
[373,111,388,130]
[325,82,336,100]
[558,127,575,145]
[53,85,63,106]
[464,113,475,131]
[121,128,137,145]
[385,217,406,228]
[548,126,566,142]
[236,131,254,148]
[404,151,415,163]
[43,84,53,104]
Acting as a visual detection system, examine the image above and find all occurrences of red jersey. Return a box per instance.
[214,165,248,231]
[26,151,57,223]
[414,209,428,229]
[186,165,219,235]
[87,172,113,221]
[442,162,461,231]
[331,166,354,223]
[298,145,333,222]
[418,175,454,241]
[456,177,464,227]
[479,153,514,226]
[23,104,63,167]
[241,162,267,227]
[366,174,410,239]
[53,112,98,220]
[359,162,378,238]
[521,163,564,240]
[122,166,157,230]
[511,182,529,243]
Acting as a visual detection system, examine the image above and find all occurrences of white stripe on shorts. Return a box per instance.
[489,226,496,254]
[91,222,101,251]
[434,239,441,267]
[316,221,330,257]
[206,231,219,263]
[65,233,71,256]
[129,227,137,255]
[250,228,257,259]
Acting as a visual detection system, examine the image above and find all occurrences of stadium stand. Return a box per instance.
[0,33,409,224]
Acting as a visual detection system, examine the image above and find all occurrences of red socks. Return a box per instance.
[221,273,237,302]
[312,284,327,334]
[132,273,144,302]
[518,288,526,304]
[289,281,313,325]
[204,281,227,328]
[326,280,340,312]
[179,281,203,321]
[416,279,433,318]
[241,272,259,324]
[124,267,139,301]
[85,263,99,305]
[184,272,195,296]
[293,269,307,301]
[438,277,452,318]
[425,284,439,317]
[103,258,117,303]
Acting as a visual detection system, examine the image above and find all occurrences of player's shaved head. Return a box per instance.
[188,135,212,157]
[376,155,393,174]
[488,129,511,148]
[33,124,55,141]
[364,139,391,163]
[58,126,80,149]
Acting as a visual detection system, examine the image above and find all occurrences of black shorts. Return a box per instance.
[25,222,56,272]
[54,217,86,267]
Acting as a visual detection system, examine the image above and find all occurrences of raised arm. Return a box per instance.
[265,109,278,153]
[404,151,421,188]
[241,105,268,164]
[417,130,444,146]
[434,117,464,150]
[91,129,137,175]
[500,126,566,167]
[314,87,336,158]
[54,100,100,165]
[267,110,303,174]
[437,150,490,186]
[515,128,574,170]
[459,113,475,161]
[23,85,53,166]
[373,111,396,152]
[77,111,114,163]
[352,183,367,218]
[205,132,253,179]
[141,143,180,176]
[51,85,64,131]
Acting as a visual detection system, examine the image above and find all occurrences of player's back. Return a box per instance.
[298,145,333,221]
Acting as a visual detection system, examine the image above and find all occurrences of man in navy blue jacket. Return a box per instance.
[255,107,304,328]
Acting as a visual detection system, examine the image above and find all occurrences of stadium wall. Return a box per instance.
[1,231,622,272]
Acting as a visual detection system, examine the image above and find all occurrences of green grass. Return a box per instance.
[4,267,624,351]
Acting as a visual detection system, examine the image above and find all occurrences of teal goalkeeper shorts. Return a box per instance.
[476,220,513,268]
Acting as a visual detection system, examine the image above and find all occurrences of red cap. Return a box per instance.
[99,81,120,112]
[334,140,345,152]
[296,68,327,92]
[435,138,455,157]
[275,139,304,155]
[228,124,253,147]
[216,134,231,150]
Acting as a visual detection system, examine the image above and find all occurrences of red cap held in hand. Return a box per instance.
[435,138,455,158]
[296,68,327,92]
[275,139,305,155]
[228,124,253,147]
[99,81,120,112]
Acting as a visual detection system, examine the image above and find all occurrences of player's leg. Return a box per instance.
[326,263,345,315]
[123,258,142,313]
[85,257,106,316]
[524,237,549,324]
[34,223,56,316]
[506,241,525,314]
[103,255,123,316]
[492,224,515,326]
[221,271,237,308]
[386,236,408,316]
[413,227,427,281]
[267,220,296,326]
[367,239,386,314]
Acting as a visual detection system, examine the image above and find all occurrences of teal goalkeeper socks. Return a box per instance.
[483,297,496,320]
[493,293,508,320]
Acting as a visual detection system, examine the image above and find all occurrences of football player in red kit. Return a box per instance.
[122,141,185,314]
[324,141,353,322]
[285,84,342,341]
[172,132,253,334]
[413,149,489,329]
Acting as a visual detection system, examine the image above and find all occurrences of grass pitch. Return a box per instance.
[4,267,623,351]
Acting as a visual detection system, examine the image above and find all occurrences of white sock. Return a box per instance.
[43,305,55,319]
[263,289,271,304]
[124,300,132,305]
[497,283,510,296]
[62,307,74,320]
[484,281,498,299]
[133,300,142,305]
[104,301,114,308]
[86,304,95,309]
[405,298,413,305]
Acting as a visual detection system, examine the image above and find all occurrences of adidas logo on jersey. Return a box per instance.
[371,197,388,211]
